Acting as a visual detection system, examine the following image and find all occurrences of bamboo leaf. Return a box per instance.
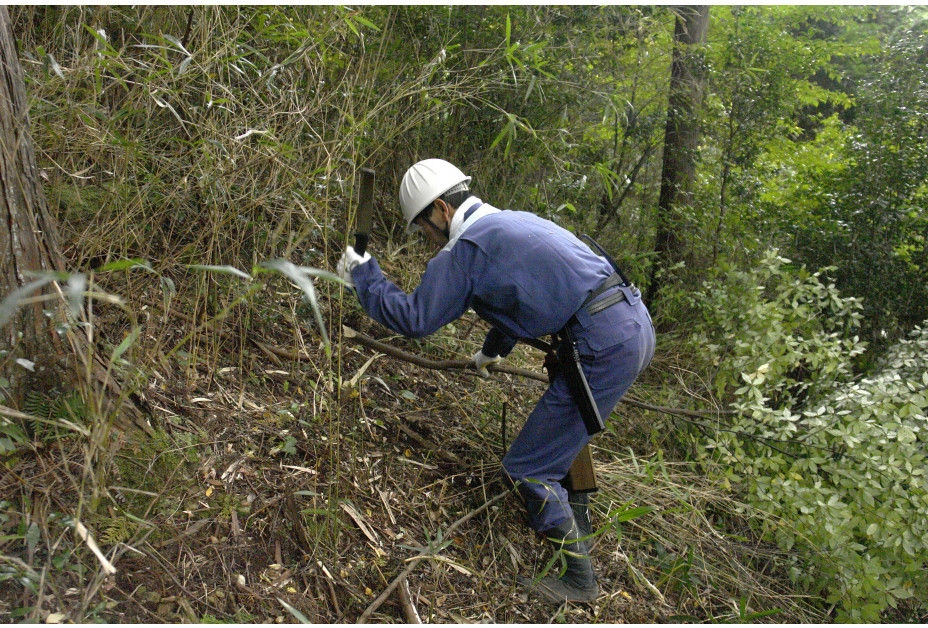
[609,505,654,523]
[188,264,253,280]
[258,260,344,356]
[162,34,191,56]
[46,53,65,79]
[277,598,311,624]
[95,259,153,273]
[112,327,141,362]
[352,14,381,32]
[0,276,61,328]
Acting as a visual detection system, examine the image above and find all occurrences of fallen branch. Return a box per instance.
[341,325,546,383]
[397,577,422,624]
[341,326,734,419]
[357,491,508,623]
[256,327,733,420]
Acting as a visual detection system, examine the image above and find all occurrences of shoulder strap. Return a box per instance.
[580,233,632,287]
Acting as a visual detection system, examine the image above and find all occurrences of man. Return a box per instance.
[337,158,655,603]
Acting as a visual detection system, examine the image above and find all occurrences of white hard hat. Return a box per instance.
[399,159,471,233]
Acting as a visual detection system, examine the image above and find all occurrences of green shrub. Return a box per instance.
[687,251,928,621]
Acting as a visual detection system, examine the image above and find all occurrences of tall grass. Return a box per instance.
[4,6,520,621]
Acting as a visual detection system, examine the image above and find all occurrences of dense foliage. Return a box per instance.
[680,254,926,621]
[3,5,927,622]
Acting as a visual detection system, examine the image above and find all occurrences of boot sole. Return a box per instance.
[518,575,600,604]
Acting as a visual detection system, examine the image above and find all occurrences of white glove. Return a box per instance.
[336,246,371,288]
[472,350,502,378]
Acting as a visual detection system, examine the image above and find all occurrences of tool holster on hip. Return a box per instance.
[543,333,600,494]
[551,327,605,437]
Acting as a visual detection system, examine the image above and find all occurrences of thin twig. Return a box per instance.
[357,491,508,623]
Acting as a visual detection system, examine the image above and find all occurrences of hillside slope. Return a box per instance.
[1,279,824,623]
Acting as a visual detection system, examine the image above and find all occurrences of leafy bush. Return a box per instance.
[686,251,864,408]
[687,251,928,621]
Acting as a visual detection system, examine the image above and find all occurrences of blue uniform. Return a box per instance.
[352,197,655,532]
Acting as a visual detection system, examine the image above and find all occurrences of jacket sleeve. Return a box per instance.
[351,252,473,338]
[482,327,518,358]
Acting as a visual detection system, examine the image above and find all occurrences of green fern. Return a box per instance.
[22,391,89,441]
[23,391,52,430]
[100,516,136,545]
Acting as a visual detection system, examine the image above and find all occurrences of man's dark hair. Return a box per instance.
[440,185,471,210]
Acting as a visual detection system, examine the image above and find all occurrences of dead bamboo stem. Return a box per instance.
[357,491,508,623]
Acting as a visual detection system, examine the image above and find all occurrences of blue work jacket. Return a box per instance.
[351,198,615,357]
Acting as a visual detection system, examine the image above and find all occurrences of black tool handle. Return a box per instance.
[354,233,369,257]
[354,168,375,256]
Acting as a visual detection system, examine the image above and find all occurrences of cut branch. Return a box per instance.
[255,327,733,420]
[341,325,546,382]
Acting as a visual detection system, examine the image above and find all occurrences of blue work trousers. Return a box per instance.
[501,285,655,533]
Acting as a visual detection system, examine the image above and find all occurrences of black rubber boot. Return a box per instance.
[567,489,592,538]
[520,518,599,604]
[558,472,595,540]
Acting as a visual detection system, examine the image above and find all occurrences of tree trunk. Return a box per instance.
[647,6,710,309]
[0,5,70,404]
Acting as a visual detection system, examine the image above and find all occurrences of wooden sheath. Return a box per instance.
[565,444,597,493]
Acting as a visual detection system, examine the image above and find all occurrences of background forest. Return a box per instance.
[1,5,927,624]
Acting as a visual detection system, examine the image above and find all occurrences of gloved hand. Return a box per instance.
[472,350,502,378]
[336,245,371,289]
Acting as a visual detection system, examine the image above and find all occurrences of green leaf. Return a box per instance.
[351,14,381,32]
[112,327,141,362]
[162,33,190,56]
[95,258,153,273]
[608,505,654,523]
[257,259,343,356]
[45,52,64,79]
[896,426,916,444]
[25,522,40,554]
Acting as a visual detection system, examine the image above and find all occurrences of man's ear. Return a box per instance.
[436,198,454,222]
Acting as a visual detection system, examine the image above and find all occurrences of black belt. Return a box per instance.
[580,273,626,315]
[521,273,630,356]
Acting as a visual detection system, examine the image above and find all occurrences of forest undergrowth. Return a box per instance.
[0,260,827,623]
[3,5,927,624]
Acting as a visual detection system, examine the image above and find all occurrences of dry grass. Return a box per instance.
[1,310,826,622]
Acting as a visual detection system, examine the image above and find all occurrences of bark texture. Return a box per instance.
[0,6,67,403]
[648,6,710,308]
